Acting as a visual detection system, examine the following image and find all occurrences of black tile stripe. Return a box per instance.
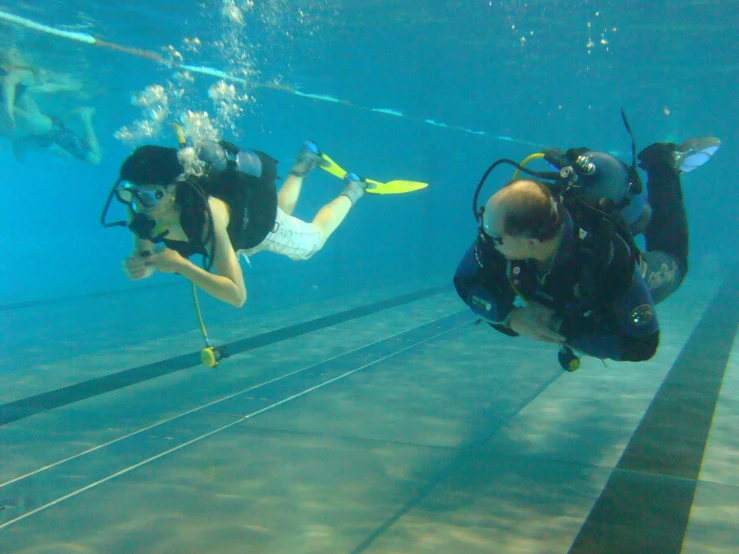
[0,285,450,427]
[569,268,739,554]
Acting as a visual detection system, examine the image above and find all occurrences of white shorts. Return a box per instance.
[239,207,323,261]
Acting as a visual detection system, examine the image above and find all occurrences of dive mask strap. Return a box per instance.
[101,179,129,228]
[472,158,561,224]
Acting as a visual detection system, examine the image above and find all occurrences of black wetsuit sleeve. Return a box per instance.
[453,241,519,336]
[559,265,660,362]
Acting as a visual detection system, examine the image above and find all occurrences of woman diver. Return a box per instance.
[102,141,369,307]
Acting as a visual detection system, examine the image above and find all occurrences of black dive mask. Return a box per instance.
[100,179,170,242]
[115,185,165,209]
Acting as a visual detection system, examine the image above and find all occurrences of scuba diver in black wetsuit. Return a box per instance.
[101,139,370,307]
[453,111,720,370]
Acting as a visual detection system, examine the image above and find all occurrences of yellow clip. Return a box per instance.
[201,346,219,368]
[172,124,187,149]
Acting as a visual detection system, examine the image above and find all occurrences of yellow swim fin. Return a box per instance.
[317,153,428,195]
[317,153,349,179]
[364,178,428,195]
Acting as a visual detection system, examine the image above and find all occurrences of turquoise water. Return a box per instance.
[0,1,738,552]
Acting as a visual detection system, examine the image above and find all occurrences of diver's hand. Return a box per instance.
[507,304,566,344]
[143,248,187,274]
[123,253,154,280]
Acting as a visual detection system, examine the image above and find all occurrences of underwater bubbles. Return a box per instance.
[114,120,163,144]
[183,37,202,54]
[177,145,208,177]
[174,111,221,177]
[585,11,616,55]
[179,110,219,144]
[209,80,248,132]
[222,0,245,25]
[130,84,168,108]
[116,0,331,149]
[115,85,172,144]
[209,80,238,103]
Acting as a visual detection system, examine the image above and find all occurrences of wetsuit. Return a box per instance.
[637,142,689,303]
[454,143,688,363]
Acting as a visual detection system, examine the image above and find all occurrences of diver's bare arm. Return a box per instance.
[177,261,246,308]
[177,199,247,307]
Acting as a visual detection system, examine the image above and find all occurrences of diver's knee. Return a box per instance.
[314,238,327,253]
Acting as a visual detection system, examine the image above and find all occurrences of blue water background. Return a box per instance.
[0,0,736,361]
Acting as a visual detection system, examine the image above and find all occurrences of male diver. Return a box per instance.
[101,140,392,307]
[454,117,720,368]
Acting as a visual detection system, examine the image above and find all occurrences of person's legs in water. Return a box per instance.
[312,173,368,248]
[247,172,369,261]
[6,97,53,161]
[276,140,369,249]
[24,110,101,165]
[278,140,323,216]
[77,107,101,164]
[637,137,720,303]
[9,95,53,136]
[44,109,100,165]
[5,81,101,164]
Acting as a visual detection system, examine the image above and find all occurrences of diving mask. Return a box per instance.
[114,182,166,211]
[100,179,170,242]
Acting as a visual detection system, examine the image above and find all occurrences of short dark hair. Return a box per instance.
[501,180,563,241]
[119,145,184,186]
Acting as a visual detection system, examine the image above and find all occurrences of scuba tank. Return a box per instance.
[546,149,651,236]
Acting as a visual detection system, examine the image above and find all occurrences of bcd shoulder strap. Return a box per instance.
[569,202,638,309]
